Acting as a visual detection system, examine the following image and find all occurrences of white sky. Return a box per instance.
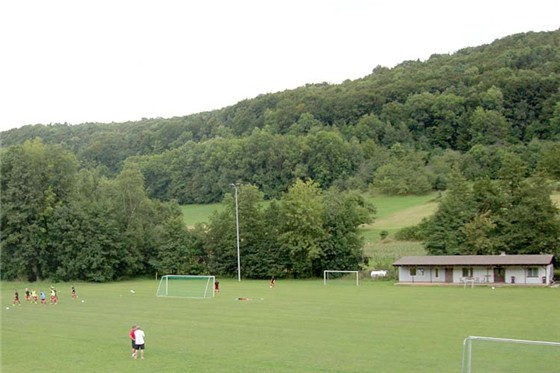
[1,0,558,132]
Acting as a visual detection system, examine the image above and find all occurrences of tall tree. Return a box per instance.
[0,139,78,281]
[278,179,325,277]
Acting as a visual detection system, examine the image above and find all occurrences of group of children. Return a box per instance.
[12,286,77,306]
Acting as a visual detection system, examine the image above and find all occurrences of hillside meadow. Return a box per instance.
[181,192,438,272]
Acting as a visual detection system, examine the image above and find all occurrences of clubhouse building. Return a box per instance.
[393,254,554,286]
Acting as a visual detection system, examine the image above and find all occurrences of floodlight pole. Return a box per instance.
[230,183,241,281]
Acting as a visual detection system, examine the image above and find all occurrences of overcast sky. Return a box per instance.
[1,0,558,132]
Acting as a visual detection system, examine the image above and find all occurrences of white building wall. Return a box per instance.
[546,264,554,284]
[454,267,494,284]
[505,266,550,285]
[397,266,446,283]
[397,264,553,285]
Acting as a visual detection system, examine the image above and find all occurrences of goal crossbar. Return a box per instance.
[462,336,560,373]
[156,275,215,299]
[323,270,360,286]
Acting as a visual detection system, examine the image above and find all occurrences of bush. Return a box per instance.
[379,230,389,240]
[395,225,425,241]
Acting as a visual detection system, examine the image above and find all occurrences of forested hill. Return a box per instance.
[2,30,560,203]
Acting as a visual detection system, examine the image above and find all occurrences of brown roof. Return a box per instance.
[393,255,554,267]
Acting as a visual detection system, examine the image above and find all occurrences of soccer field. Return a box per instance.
[2,279,559,372]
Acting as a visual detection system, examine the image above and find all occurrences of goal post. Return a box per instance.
[461,336,560,373]
[323,270,360,286]
[156,275,215,299]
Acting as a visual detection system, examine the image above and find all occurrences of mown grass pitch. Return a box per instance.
[2,279,559,372]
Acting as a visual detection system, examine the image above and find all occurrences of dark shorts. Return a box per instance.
[131,340,136,348]
[135,343,145,350]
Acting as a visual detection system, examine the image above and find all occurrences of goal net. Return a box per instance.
[461,336,560,373]
[156,275,215,299]
[323,270,359,286]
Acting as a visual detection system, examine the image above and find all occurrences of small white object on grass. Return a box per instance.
[492,286,495,290]
[130,289,135,293]
[81,300,85,303]
[5,307,9,310]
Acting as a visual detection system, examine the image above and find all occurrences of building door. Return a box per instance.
[445,268,453,283]
[493,267,505,283]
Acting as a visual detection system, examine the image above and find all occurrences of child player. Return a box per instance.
[13,289,21,306]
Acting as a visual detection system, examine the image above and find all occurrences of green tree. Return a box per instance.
[0,139,78,281]
[278,180,325,277]
[469,107,511,146]
[373,144,431,195]
[316,190,373,274]
[423,170,477,255]
[423,159,560,257]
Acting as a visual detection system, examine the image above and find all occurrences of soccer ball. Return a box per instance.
[491,286,495,290]
[81,300,85,303]
[130,289,135,293]
[5,307,9,310]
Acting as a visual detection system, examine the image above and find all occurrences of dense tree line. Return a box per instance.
[0,139,189,281]
[1,33,559,203]
[1,140,372,281]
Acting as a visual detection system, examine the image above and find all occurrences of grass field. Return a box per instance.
[181,203,223,227]
[4,193,558,372]
[2,279,559,372]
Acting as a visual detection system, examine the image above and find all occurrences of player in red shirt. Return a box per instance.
[130,325,137,357]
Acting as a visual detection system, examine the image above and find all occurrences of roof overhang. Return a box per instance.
[393,255,554,267]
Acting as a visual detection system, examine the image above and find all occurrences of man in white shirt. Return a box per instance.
[133,326,146,359]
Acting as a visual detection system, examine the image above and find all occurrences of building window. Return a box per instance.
[410,268,417,276]
[435,268,439,278]
[527,267,538,277]
[417,268,424,276]
[462,268,473,277]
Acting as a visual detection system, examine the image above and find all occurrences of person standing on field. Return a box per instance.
[133,326,145,359]
[129,325,137,357]
[25,288,31,302]
[50,287,58,305]
[13,290,21,306]
[270,276,275,288]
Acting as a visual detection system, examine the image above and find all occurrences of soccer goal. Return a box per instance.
[323,270,360,286]
[461,336,560,373]
[156,275,215,299]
